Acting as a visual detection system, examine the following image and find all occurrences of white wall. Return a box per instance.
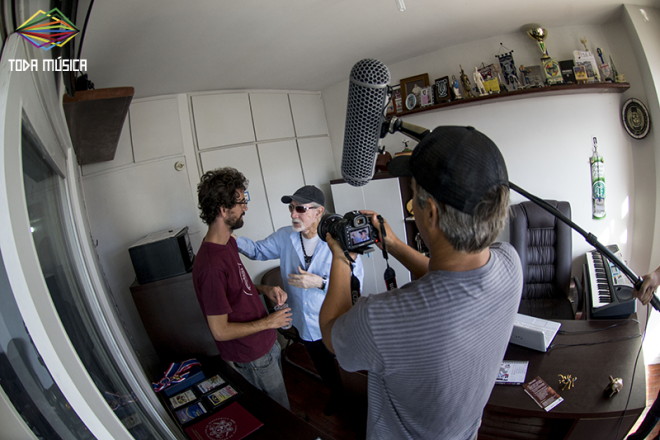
[622,4,660,365]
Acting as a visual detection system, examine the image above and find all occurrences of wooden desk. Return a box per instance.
[166,356,335,440]
[482,319,646,440]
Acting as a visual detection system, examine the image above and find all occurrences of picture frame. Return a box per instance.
[385,97,396,115]
[391,84,403,114]
[405,93,417,111]
[434,76,450,104]
[400,73,430,104]
[573,50,601,83]
[420,86,434,107]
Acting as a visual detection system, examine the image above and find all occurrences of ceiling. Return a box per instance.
[79,0,659,99]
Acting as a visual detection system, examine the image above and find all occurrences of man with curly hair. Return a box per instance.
[193,167,290,409]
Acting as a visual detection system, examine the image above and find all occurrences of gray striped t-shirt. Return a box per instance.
[333,242,522,440]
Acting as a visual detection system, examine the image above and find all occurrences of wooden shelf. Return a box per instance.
[396,82,630,117]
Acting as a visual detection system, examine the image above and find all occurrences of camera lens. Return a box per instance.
[317,213,343,242]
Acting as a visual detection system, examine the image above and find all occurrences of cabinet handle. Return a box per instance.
[174,161,185,171]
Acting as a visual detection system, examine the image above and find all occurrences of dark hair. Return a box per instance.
[416,181,509,253]
[197,167,249,225]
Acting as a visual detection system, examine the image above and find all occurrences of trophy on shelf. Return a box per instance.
[527,27,563,85]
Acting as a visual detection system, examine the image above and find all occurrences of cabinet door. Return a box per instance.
[192,93,255,150]
[249,93,295,141]
[257,140,305,230]
[362,179,411,292]
[289,93,329,137]
[200,145,277,279]
[298,137,337,212]
[129,97,184,162]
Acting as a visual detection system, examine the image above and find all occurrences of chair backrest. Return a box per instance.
[509,200,572,300]
[260,266,284,289]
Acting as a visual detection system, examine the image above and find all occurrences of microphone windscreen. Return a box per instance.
[341,59,391,187]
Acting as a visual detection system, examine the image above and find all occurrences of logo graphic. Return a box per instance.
[205,418,237,439]
[16,8,79,51]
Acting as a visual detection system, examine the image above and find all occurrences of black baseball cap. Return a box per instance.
[281,185,325,207]
[387,126,509,215]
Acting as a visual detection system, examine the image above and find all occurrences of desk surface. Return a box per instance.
[182,356,335,440]
[487,318,646,418]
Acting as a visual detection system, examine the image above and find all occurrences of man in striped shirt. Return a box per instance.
[320,126,523,440]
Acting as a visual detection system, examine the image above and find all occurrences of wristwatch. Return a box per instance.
[321,276,328,290]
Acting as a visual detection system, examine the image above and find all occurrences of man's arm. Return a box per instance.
[319,235,357,354]
[255,284,287,306]
[207,309,291,342]
[235,231,282,261]
[363,210,430,279]
[634,265,660,306]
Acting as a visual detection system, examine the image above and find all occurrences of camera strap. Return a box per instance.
[342,251,362,305]
[377,215,397,291]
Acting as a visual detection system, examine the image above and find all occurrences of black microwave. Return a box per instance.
[128,226,195,284]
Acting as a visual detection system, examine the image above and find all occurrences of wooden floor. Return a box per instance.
[282,341,364,440]
[282,341,660,440]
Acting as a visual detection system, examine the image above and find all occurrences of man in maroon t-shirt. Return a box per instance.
[193,167,291,409]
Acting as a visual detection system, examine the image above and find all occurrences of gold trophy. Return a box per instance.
[527,27,563,85]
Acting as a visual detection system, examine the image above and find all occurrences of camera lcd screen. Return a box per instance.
[349,226,371,246]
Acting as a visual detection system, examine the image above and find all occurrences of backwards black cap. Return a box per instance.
[387,126,509,215]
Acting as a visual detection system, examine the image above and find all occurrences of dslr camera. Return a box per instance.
[318,211,379,254]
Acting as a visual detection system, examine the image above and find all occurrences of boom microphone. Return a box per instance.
[341,59,391,187]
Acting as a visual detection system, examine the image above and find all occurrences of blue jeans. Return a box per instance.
[233,341,290,410]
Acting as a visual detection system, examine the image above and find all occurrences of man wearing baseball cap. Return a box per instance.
[320,126,522,439]
[236,185,364,415]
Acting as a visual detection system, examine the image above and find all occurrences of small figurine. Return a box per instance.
[580,37,589,52]
[451,75,462,100]
[473,67,487,96]
[605,375,623,398]
[558,374,578,390]
[459,65,475,98]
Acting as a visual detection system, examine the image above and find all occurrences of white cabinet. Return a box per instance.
[249,93,295,141]
[289,93,329,137]
[129,97,184,162]
[257,140,305,230]
[199,145,277,279]
[331,178,411,296]
[192,93,255,150]
[82,156,203,360]
[298,137,337,211]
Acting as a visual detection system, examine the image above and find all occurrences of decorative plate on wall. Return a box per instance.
[622,98,651,139]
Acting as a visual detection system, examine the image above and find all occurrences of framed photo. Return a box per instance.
[385,97,396,115]
[574,50,601,83]
[405,93,417,111]
[420,86,434,107]
[434,76,450,104]
[573,65,588,82]
[391,84,402,114]
[400,73,430,103]
[522,65,544,87]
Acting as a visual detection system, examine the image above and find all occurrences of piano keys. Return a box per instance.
[585,245,636,319]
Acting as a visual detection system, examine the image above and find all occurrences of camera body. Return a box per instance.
[318,211,379,254]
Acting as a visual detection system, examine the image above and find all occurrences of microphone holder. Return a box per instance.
[382,119,660,312]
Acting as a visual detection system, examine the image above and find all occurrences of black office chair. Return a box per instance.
[260,267,321,380]
[509,200,582,320]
